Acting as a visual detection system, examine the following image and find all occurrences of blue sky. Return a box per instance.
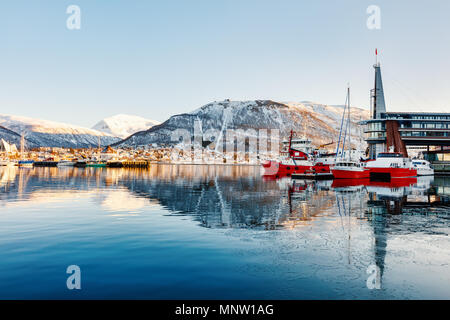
[1,0,449,127]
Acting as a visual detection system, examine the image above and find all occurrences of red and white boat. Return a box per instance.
[365,151,417,179]
[331,159,370,179]
[262,131,332,177]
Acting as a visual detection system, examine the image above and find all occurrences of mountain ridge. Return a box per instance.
[112,100,369,149]
[0,113,120,148]
[92,114,160,139]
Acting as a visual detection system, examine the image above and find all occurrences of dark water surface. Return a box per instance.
[0,165,448,299]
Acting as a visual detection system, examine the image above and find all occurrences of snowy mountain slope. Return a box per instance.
[112,100,369,149]
[0,114,120,148]
[92,114,160,139]
[0,125,38,149]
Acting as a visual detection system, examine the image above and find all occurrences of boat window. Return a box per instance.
[378,153,403,158]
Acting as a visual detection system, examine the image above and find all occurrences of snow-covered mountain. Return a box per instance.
[92,114,160,139]
[0,114,120,148]
[112,100,370,149]
[0,125,37,149]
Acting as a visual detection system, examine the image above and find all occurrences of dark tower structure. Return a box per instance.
[370,63,387,119]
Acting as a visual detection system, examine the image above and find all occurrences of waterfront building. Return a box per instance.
[361,62,450,161]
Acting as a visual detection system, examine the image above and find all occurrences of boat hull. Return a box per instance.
[74,162,87,168]
[18,160,34,168]
[368,167,417,179]
[57,162,76,167]
[34,161,58,167]
[86,163,106,168]
[331,168,370,179]
[262,160,330,177]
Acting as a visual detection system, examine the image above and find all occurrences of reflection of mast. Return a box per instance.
[347,193,351,265]
[20,134,25,159]
[348,85,351,155]
[214,176,231,227]
[372,214,387,282]
[336,193,352,265]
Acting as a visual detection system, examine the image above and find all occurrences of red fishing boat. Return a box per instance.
[331,160,370,179]
[262,131,332,177]
[365,151,417,179]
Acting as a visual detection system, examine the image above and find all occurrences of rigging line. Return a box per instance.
[341,116,350,158]
[384,69,436,112]
[386,77,424,111]
[335,92,349,159]
[341,88,352,159]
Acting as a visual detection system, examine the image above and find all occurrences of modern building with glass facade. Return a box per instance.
[360,64,450,159]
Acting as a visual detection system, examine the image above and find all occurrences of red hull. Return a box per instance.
[332,178,370,188]
[331,169,370,179]
[262,160,330,177]
[368,177,417,188]
[332,177,417,188]
[368,167,417,178]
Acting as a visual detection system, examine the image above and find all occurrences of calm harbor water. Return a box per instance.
[0,164,449,299]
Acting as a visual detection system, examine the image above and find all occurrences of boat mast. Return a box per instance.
[341,86,351,159]
[348,85,351,160]
[335,91,348,160]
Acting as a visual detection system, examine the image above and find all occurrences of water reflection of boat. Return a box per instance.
[0,159,12,166]
[411,176,434,194]
[331,178,370,189]
[365,178,416,198]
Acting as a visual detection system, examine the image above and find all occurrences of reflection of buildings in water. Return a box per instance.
[120,172,337,230]
[0,166,17,188]
[0,165,340,230]
[332,183,390,286]
[366,176,450,215]
[2,165,449,289]
[331,176,450,289]
[363,175,450,287]
[334,187,368,265]
[281,179,336,229]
